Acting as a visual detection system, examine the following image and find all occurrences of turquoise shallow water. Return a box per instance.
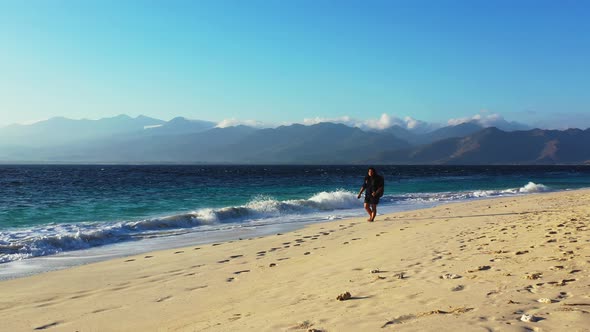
[1,165,590,264]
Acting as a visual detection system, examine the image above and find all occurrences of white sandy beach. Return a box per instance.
[1,190,589,331]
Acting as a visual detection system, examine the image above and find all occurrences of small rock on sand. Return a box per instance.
[520,313,537,322]
[525,273,542,280]
[336,292,351,301]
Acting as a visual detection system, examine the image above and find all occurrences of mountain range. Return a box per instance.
[0,115,588,164]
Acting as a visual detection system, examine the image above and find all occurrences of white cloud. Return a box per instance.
[364,113,397,130]
[448,112,503,127]
[216,118,270,128]
[447,111,530,131]
[143,124,163,130]
[302,116,356,127]
[218,111,533,133]
[303,114,380,129]
[403,116,434,132]
[302,113,433,131]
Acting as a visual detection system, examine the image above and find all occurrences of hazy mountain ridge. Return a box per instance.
[0,115,588,164]
[372,127,590,164]
[0,115,165,147]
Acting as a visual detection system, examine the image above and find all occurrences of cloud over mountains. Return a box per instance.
[223,112,528,133]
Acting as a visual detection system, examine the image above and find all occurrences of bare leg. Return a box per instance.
[364,203,373,221]
[370,204,377,221]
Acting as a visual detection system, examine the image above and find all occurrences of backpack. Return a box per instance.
[374,175,385,198]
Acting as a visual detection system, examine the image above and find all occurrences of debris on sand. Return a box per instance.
[525,273,542,280]
[520,313,537,322]
[336,292,351,301]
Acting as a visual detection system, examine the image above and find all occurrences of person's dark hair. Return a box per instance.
[368,167,377,175]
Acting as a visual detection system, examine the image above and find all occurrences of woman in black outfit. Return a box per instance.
[357,167,384,222]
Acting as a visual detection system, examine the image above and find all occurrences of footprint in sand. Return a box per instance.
[451,285,464,291]
[217,259,230,264]
[144,255,153,259]
[228,313,242,322]
[233,270,250,275]
[124,259,135,262]
[34,321,62,330]
[174,251,184,254]
[155,295,172,303]
[91,306,121,314]
[467,265,491,273]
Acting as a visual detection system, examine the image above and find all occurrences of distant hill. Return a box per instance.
[142,117,216,136]
[0,115,165,147]
[381,125,419,144]
[372,127,590,164]
[381,121,529,145]
[417,122,484,144]
[35,125,258,163]
[216,122,410,163]
[0,115,588,164]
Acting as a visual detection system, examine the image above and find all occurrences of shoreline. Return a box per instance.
[1,190,589,331]
[0,199,441,280]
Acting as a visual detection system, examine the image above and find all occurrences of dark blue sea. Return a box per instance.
[2,165,590,278]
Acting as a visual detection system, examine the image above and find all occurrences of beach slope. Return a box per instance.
[1,190,589,331]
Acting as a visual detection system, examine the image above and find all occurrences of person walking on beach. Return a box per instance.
[357,167,385,222]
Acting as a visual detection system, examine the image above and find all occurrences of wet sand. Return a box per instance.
[1,190,589,331]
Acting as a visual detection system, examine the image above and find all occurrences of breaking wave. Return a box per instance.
[0,190,358,263]
[385,181,551,203]
[0,183,550,263]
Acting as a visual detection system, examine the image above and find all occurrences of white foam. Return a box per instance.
[0,184,552,264]
[0,190,360,263]
[518,181,549,193]
[308,190,359,209]
[391,182,551,204]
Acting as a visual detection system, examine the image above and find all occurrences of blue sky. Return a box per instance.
[1,0,589,129]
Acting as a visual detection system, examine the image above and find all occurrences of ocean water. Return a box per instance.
[2,165,590,277]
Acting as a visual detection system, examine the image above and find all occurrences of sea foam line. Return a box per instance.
[0,190,359,263]
[0,183,550,263]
